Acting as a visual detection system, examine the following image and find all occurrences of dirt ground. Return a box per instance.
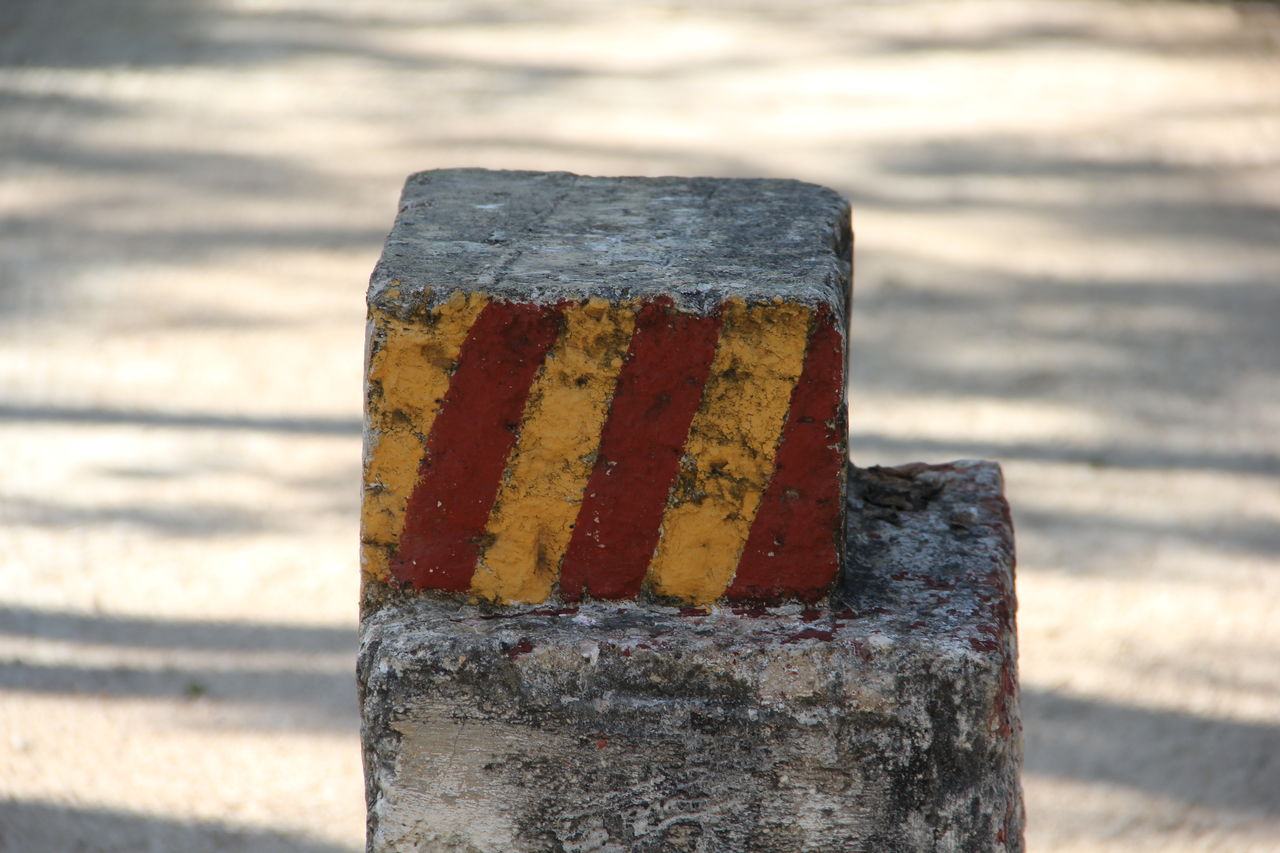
[2,1,1278,850]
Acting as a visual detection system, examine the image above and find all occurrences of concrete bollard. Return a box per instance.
[360,169,851,610]
[358,169,1022,851]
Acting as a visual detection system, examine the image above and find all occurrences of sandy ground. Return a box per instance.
[1,1,1278,850]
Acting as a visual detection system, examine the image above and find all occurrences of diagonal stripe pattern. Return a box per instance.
[391,301,563,591]
[645,300,812,604]
[362,295,844,606]
[557,297,725,603]
[471,298,637,604]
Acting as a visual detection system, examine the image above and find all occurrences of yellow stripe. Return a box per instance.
[646,300,812,605]
[361,291,490,582]
[471,298,635,604]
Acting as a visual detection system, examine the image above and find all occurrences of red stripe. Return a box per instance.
[391,301,562,591]
[726,306,845,605]
[558,297,723,602]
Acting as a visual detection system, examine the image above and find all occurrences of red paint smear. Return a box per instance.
[391,301,562,591]
[990,657,1018,738]
[558,297,723,602]
[726,305,845,605]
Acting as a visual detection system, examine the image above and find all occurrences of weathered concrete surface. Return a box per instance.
[359,461,1021,852]
[369,169,852,318]
[363,170,851,608]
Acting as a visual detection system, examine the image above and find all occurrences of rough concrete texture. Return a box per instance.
[360,461,1021,852]
[370,169,852,318]
[363,170,850,607]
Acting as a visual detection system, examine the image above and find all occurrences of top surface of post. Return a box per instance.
[370,169,851,320]
[363,169,851,609]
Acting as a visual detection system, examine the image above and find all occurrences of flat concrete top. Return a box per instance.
[369,169,852,316]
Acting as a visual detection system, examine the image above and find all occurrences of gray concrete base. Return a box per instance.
[359,461,1022,852]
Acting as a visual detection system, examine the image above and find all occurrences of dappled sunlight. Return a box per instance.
[1024,773,1280,853]
[0,798,355,853]
[2,0,1278,849]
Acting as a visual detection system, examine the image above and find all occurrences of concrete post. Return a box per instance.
[358,169,1022,851]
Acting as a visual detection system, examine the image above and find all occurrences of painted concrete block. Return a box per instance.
[362,169,851,607]
[359,461,1023,852]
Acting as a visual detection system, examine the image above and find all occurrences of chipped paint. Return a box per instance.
[726,306,846,604]
[364,296,847,605]
[646,300,811,604]
[471,299,636,604]
[392,301,562,591]
[361,292,489,582]
[557,298,725,602]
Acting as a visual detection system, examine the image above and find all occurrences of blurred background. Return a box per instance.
[2,1,1278,850]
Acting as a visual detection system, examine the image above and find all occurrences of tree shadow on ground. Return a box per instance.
[0,604,353,652]
[0,495,281,537]
[0,403,361,436]
[0,799,356,853]
[1022,686,1280,817]
[0,605,356,733]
